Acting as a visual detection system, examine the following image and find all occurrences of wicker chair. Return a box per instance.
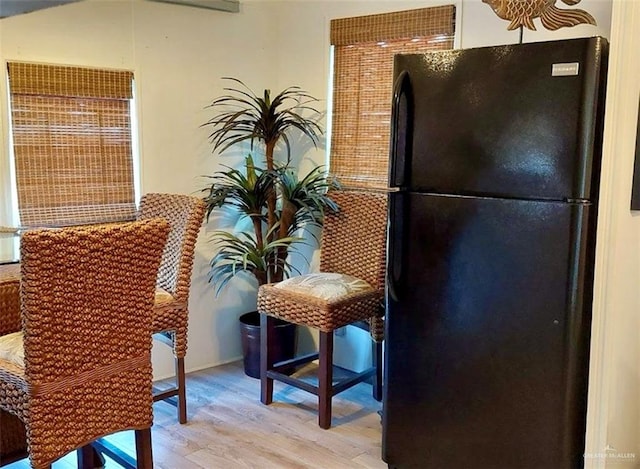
[258,190,387,429]
[0,264,25,465]
[0,219,169,469]
[136,193,206,424]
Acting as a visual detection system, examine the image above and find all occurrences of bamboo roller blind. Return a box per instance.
[329,5,456,190]
[7,62,136,227]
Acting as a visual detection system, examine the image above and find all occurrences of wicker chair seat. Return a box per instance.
[0,359,28,420]
[151,291,188,358]
[259,282,383,333]
[0,332,23,366]
[0,264,21,337]
[153,288,179,310]
[368,314,385,343]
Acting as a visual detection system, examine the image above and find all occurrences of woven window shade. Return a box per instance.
[330,5,455,190]
[7,62,136,227]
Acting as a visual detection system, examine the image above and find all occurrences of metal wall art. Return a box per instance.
[483,0,597,31]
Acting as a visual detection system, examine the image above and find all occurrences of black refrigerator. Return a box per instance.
[383,37,608,469]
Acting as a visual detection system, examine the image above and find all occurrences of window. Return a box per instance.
[329,5,456,190]
[7,62,137,227]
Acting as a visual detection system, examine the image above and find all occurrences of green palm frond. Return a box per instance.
[209,226,303,294]
[202,78,339,290]
[278,166,340,234]
[202,78,323,161]
[202,155,275,221]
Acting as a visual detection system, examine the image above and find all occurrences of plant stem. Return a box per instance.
[278,199,295,241]
[251,216,264,252]
[264,139,278,281]
[265,140,277,238]
[255,270,268,286]
[273,199,295,283]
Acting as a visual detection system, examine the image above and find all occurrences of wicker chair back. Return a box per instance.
[0,219,168,468]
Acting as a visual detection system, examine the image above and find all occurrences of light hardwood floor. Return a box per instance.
[5,361,386,469]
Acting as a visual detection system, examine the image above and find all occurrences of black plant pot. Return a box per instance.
[239,311,297,379]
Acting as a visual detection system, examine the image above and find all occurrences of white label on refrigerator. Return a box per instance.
[552,62,580,76]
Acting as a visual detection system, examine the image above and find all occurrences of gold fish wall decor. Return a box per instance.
[483,0,597,31]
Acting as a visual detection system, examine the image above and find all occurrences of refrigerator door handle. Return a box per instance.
[387,193,404,302]
[389,70,413,188]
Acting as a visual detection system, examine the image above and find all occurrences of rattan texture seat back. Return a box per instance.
[319,191,386,290]
[320,190,387,340]
[258,190,388,429]
[136,193,206,424]
[0,219,169,469]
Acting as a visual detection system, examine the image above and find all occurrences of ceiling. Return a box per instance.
[0,0,81,18]
[0,0,239,18]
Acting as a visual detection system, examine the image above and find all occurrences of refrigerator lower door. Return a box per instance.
[383,192,594,469]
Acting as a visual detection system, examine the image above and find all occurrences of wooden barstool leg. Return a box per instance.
[175,356,187,424]
[373,339,383,402]
[318,331,334,429]
[77,444,104,469]
[134,428,153,469]
[77,444,93,469]
[260,313,275,405]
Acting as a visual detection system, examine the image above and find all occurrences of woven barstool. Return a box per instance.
[136,193,205,424]
[0,219,169,469]
[0,264,26,465]
[258,190,387,429]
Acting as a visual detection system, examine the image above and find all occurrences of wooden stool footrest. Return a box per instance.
[331,367,376,396]
[273,352,319,372]
[152,386,179,405]
[266,365,377,398]
[266,370,319,395]
[92,438,136,469]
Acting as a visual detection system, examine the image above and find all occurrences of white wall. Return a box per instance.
[268,0,612,370]
[0,0,281,380]
[3,0,638,463]
[130,0,281,381]
[0,0,614,372]
[585,0,640,466]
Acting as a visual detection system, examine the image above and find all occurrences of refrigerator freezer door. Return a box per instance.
[393,37,607,201]
[383,192,594,469]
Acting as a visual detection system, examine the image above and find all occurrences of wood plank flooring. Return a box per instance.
[4,361,386,469]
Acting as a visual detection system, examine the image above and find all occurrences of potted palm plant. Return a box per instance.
[202,78,338,377]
